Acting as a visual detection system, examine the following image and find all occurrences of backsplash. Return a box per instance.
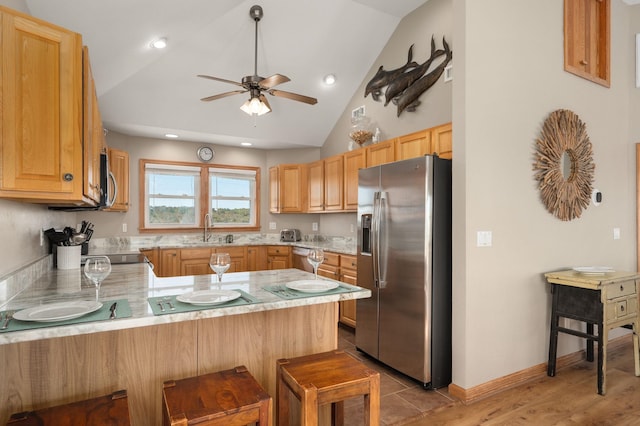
[0,255,52,309]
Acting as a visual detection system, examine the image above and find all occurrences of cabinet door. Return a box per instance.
[0,9,84,201]
[432,123,452,159]
[564,0,610,87]
[307,160,324,212]
[267,246,290,270]
[271,164,305,213]
[247,246,268,271]
[323,155,344,211]
[343,149,365,211]
[106,148,129,211]
[366,139,395,167]
[396,129,431,160]
[159,249,179,277]
[82,46,102,204]
[269,166,279,213]
[339,254,358,328]
[215,246,247,273]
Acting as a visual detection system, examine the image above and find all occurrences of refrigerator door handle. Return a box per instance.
[373,191,388,289]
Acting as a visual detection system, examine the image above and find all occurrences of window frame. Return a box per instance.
[139,159,261,233]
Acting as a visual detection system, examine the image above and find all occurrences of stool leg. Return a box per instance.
[276,361,290,426]
[364,370,380,426]
[548,286,560,377]
[300,384,319,426]
[331,401,344,426]
[633,321,640,377]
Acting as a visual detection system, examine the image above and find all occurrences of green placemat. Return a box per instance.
[147,290,260,315]
[0,299,132,333]
[264,283,359,300]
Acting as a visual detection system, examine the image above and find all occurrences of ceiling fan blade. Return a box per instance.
[200,90,247,102]
[197,74,245,88]
[259,74,290,89]
[268,89,318,105]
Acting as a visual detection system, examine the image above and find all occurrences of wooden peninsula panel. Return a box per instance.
[0,304,338,425]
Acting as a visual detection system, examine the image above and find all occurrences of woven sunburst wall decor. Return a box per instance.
[533,109,595,221]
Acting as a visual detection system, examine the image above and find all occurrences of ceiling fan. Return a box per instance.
[198,5,317,116]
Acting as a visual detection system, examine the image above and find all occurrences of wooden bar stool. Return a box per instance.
[6,389,131,425]
[276,350,380,425]
[162,365,272,426]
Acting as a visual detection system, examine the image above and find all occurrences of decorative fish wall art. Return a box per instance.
[365,36,452,117]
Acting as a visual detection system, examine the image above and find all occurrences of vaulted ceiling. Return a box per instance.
[25,0,428,149]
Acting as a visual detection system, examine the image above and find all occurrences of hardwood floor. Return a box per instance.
[339,326,640,425]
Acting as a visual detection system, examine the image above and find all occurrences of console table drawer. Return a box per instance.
[606,280,637,300]
[606,297,638,321]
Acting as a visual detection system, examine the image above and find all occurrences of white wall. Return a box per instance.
[453,0,636,389]
[319,0,454,238]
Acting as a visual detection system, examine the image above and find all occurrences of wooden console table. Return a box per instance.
[545,270,640,394]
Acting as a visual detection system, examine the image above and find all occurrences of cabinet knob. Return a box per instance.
[580,60,588,66]
[621,285,624,292]
[63,173,74,181]
[621,305,625,312]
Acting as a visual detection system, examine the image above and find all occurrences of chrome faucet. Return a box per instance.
[203,213,212,242]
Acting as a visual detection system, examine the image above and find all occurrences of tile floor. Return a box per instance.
[338,325,456,425]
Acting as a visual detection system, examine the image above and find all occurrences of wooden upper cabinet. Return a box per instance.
[564,0,610,87]
[432,123,452,159]
[343,149,365,211]
[82,47,103,204]
[323,154,344,211]
[106,148,129,211]
[0,7,85,203]
[396,129,431,161]
[269,164,306,213]
[366,138,396,167]
[307,160,324,212]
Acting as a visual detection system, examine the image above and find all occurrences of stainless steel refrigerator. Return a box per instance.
[356,155,452,389]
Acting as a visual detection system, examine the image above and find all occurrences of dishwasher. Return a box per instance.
[292,247,313,272]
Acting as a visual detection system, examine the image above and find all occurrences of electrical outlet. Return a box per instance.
[122,223,127,233]
[269,222,276,230]
[40,228,44,246]
[312,222,318,231]
[613,228,620,240]
[350,224,355,233]
[477,231,492,247]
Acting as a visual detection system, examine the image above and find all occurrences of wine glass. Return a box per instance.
[83,256,111,301]
[210,253,231,283]
[307,248,324,280]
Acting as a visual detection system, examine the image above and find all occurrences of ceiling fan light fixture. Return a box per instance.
[150,37,167,49]
[240,96,270,116]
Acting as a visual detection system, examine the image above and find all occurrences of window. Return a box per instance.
[140,160,260,232]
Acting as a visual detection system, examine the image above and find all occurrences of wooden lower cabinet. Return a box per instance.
[317,251,340,281]
[159,249,179,277]
[158,245,283,277]
[267,246,291,270]
[339,254,358,328]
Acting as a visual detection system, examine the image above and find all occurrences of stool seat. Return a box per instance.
[7,389,131,426]
[162,365,272,426]
[277,350,380,425]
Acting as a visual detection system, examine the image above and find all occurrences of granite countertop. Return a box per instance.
[86,235,357,256]
[0,266,369,345]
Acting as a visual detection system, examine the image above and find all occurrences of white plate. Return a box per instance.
[176,290,241,306]
[14,301,103,323]
[286,280,339,293]
[573,266,615,275]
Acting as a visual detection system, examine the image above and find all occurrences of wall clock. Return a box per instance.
[197,146,215,162]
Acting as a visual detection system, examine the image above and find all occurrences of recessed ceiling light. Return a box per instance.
[241,142,252,146]
[164,133,178,138]
[323,74,336,85]
[151,37,167,49]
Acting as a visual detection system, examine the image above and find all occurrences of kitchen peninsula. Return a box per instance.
[0,264,370,425]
